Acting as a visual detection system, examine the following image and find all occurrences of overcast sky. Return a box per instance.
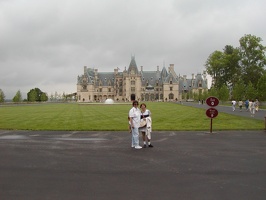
[1,0,266,99]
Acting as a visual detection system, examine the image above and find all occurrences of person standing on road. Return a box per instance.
[245,99,249,111]
[232,100,236,111]
[129,100,142,149]
[139,103,153,148]
[255,99,259,112]
[249,100,252,113]
[238,100,243,112]
[250,100,256,117]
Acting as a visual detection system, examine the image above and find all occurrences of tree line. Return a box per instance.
[205,34,266,101]
[0,88,48,103]
[0,88,74,103]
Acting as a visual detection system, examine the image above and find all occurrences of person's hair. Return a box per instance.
[140,103,146,108]
[132,100,139,106]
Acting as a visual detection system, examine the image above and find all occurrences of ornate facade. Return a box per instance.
[77,56,208,102]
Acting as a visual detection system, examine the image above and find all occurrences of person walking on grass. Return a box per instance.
[139,103,153,148]
[129,100,142,149]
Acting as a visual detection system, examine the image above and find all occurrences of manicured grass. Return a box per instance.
[0,102,263,131]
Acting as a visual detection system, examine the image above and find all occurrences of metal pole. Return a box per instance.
[265,115,266,130]
[210,118,213,133]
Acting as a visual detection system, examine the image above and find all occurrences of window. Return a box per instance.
[170,87,173,91]
[169,93,174,100]
[131,81,135,85]
[131,87,135,92]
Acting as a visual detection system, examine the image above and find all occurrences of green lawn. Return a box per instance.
[0,102,263,131]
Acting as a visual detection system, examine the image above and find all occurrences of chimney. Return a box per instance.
[114,68,118,75]
[203,70,207,80]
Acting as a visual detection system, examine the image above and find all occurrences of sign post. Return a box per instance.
[206,96,219,133]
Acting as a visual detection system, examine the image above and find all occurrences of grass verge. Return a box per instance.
[0,102,263,131]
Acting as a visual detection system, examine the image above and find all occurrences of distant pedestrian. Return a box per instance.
[232,100,236,111]
[245,99,249,111]
[249,100,252,113]
[250,100,255,117]
[255,99,259,112]
[238,100,243,112]
[129,100,142,149]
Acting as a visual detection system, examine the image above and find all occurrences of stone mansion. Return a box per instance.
[76,56,208,102]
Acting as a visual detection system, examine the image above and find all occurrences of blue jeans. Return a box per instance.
[131,127,140,147]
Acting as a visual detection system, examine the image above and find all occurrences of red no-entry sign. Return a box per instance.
[206,96,219,133]
[206,96,219,107]
[206,108,219,118]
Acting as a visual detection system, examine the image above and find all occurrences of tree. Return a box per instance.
[0,89,5,103]
[27,88,48,102]
[257,73,266,100]
[40,92,48,101]
[208,87,218,97]
[28,89,37,102]
[13,90,22,102]
[222,45,241,87]
[231,80,245,100]
[239,34,266,88]
[245,82,257,100]
[205,50,224,89]
[217,85,229,102]
[205,46,241,89]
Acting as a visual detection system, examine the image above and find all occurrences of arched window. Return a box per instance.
[169,93,174,100]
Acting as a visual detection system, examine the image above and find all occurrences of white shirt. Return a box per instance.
[129,107,141,128]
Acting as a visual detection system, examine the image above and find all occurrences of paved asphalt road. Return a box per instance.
[1,129,266,200]
[182,102,266,121]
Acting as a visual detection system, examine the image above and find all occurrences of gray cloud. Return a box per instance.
[1,0,266,99]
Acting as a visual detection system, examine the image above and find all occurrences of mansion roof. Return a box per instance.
[77,56,207,91]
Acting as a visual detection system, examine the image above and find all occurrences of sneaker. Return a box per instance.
[143,144,147,148]
[135,146,142,149]
[148,144,153,148]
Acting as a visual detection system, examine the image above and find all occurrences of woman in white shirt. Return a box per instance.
[139,103,153,148]
[129,100,142,149]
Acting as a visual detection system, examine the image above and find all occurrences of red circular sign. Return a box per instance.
[206,108,219,118]
[206,96,219,107]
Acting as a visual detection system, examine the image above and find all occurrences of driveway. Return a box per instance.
[1,130,266,200]
[182,102,265,121]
